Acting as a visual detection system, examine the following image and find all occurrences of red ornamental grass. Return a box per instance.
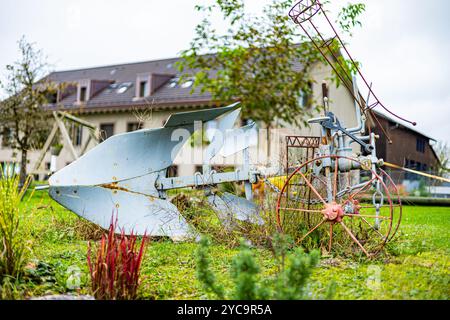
[87,213,147,300]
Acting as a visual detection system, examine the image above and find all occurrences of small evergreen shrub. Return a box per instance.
[196,234,334,300]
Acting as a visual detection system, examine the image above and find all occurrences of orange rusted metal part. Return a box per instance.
[101,182,130,193]
[321,202,344,223]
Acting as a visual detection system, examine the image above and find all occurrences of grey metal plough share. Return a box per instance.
[48,102,262,239]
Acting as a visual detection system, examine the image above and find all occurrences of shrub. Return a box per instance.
[0,172,29,280]
[196,237,225,299]
[0,277,24,299]
[87,214,147,300]
[196,234,333,300]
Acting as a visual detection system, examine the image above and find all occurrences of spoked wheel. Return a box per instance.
[275,155,395,258]
[378,169,402,242]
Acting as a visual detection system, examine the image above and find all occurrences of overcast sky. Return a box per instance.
[0,0,449,145]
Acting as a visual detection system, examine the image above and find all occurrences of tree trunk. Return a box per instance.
[19,149,28,186]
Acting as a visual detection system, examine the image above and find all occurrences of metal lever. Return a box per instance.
[339,126,374,153]
[308,116,331,124]
[318,112,374,153]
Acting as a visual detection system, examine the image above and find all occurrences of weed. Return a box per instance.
[0,173,30,280]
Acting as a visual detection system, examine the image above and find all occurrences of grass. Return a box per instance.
[14,189,450,300]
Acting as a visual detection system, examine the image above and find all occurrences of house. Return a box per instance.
[368,110,440,191]
[428,183,450,199]
[0,55,362,180]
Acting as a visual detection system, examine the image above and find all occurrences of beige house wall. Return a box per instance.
[0,64,361,179]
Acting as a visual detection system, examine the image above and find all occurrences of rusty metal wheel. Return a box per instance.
[379,169,402,242]
[275,155,395,258]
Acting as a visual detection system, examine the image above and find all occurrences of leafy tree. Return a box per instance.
[0,37,57,185]
[178,0,365,132]
[435,141,450,179]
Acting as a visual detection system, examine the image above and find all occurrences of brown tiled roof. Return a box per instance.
[47,57,217,113]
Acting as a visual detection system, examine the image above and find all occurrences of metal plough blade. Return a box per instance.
[48,103,242,238]
[207,192,264,228]
[219,122,258,158]
[204,107,242,162]
[49,185,191,238]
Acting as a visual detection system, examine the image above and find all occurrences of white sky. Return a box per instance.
[1,0,449,145]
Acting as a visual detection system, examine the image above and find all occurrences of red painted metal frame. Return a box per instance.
[287,0,417,144]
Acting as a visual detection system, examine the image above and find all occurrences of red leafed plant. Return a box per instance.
[87,213,147,300]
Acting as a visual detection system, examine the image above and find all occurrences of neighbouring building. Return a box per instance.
[0,55,363,180]
[368,110,440,191]
[428,183,450,198]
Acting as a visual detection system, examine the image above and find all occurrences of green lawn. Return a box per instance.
[16,190,450,300]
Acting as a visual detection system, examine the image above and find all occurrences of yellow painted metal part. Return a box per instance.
[384,162,450,183]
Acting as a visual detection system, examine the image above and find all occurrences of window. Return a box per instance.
[1,127,13,147]
[100,123,114,141]
[416,138,425,153]
[79,86,87,102]
[127,122,143,132]
[168,78,179,88]
[108,83,119,90]
[298,82,313,108]
[416,161,422,171]
[195,165,203,174]
[139,81,147,97]
[405,158,423,180]
[70,124,83,146]
[181,79,194,88]
[46,91,58,104]
[166,165,178,178]
[117,82,132,94]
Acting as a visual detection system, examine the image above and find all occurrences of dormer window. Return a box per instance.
[76,80,91,103]
[134,73,174,100]
[139,80,148,97]
[135,74,150,99]
[79,87,87,102]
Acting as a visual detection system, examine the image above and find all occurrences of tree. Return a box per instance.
[435,141,450,180]
[178,0,365,131]
[0,37,57,185]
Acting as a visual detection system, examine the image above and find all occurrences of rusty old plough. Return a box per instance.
[46,0,412,257]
